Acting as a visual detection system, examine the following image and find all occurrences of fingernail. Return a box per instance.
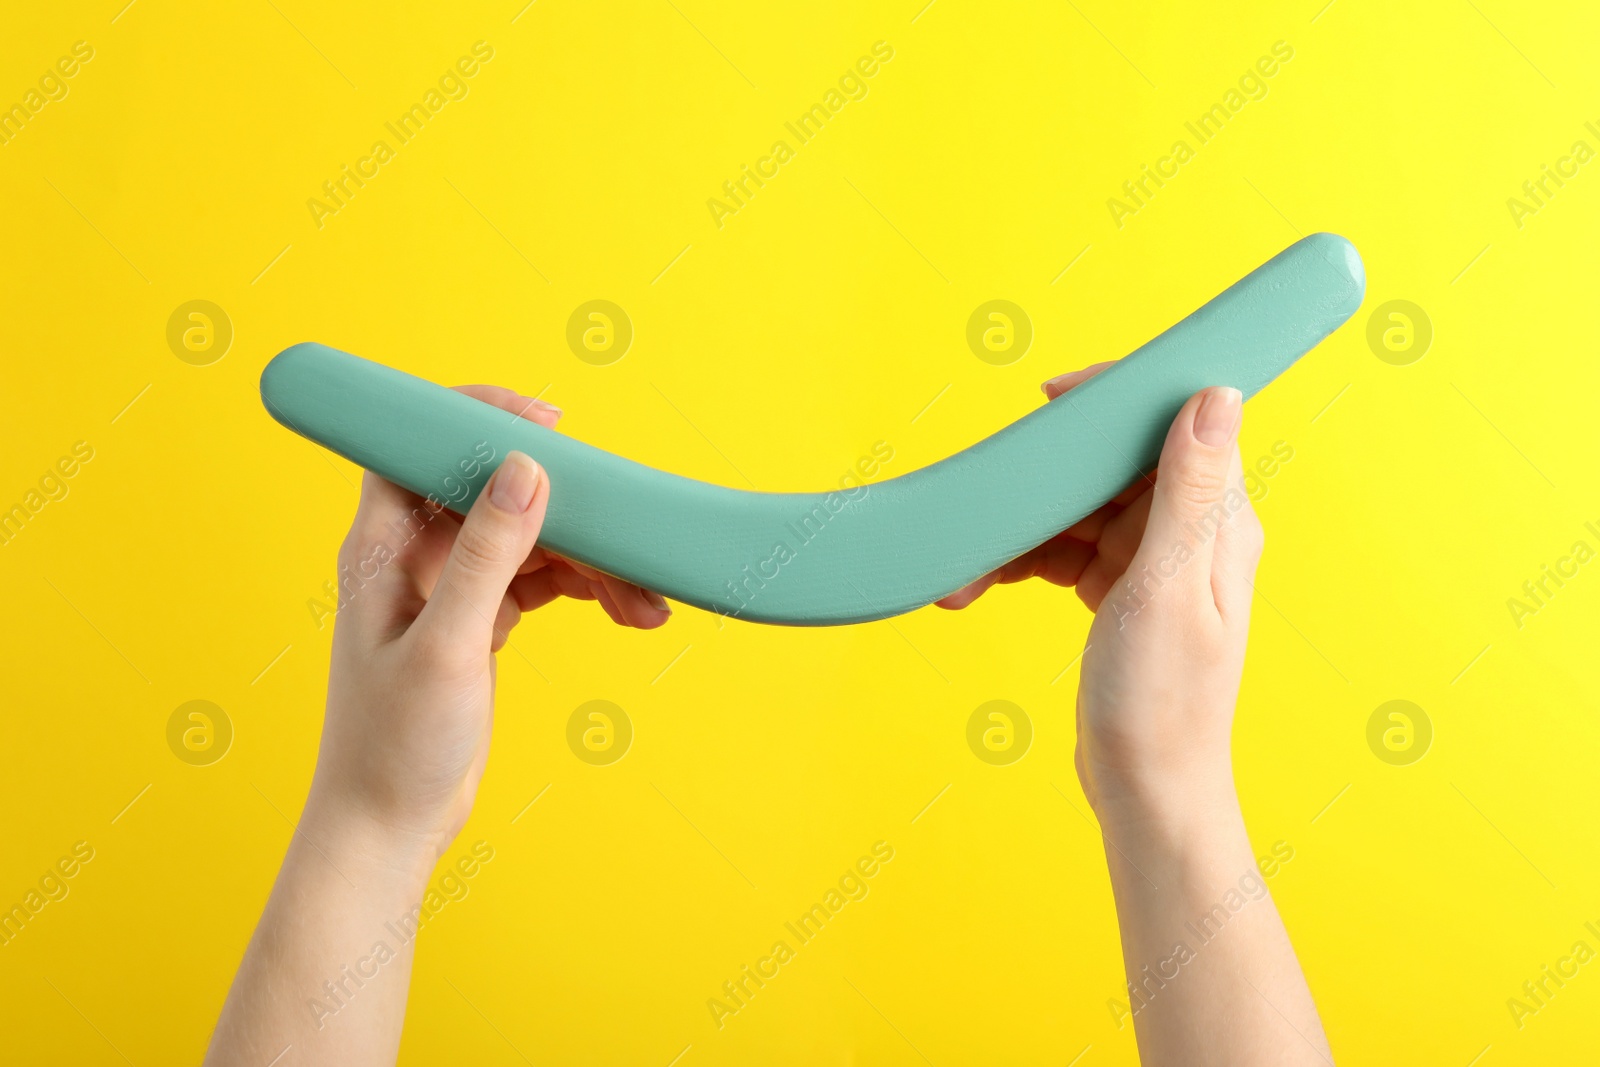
[646,590,671,613]
[1194,387,1242,446]
[518,396,562,421]
[489,452,540,513]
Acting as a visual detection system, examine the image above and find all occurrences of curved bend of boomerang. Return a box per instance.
[261,232,1363,625]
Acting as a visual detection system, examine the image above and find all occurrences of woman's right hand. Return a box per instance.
[1070,384,1260,829]
[937,368,1263,827]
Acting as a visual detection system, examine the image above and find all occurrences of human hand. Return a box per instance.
[1071,383,1258,830]
[939,368,1261,827]
[305,386,670,867]
[962,371,1326,1067]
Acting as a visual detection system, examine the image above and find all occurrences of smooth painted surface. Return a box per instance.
[260,233,1364,624]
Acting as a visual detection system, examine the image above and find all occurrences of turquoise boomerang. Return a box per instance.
[260,232,1364,626]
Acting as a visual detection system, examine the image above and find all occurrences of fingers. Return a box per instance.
[1084,490,1153,575]
[1074,557,1121,612]
[936,570,1002,610]
[517,546,558,575]
[558,557,670,628]
[508,558,671,628]
[414,451,550,653]
[509,562,595,612]
[597,573,672,628]
[1070,489,1155,611]
[453,384,563,430]
[936,534,1097,609]
[1061,499,1120,543]
[1111,475,1153,508]
[1129,386,1245,607]
[507,571,565,614]
[1041,360,1115,400]
[592,582,627,626]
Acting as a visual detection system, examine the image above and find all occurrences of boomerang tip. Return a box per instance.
[260,341,338,431]
[261,341,308,402]
[1304,232,1365,309]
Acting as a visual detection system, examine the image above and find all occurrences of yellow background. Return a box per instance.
[2,0,1597,1063]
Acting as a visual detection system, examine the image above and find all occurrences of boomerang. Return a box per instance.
[260,232,1364,625]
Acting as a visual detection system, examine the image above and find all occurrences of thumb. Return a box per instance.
[416,451,549,651]
[1130,387,1242,593]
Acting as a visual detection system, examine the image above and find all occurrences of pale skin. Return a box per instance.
[940,366,1332,1066]
[204,387,670,1065]
[206,372,1330,1066]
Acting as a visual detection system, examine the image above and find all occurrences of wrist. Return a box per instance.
[1087,763,1243,846]
[297,786,446,893]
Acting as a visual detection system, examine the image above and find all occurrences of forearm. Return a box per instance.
[1100,782,1331,1067]
[205,798,437,1066]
